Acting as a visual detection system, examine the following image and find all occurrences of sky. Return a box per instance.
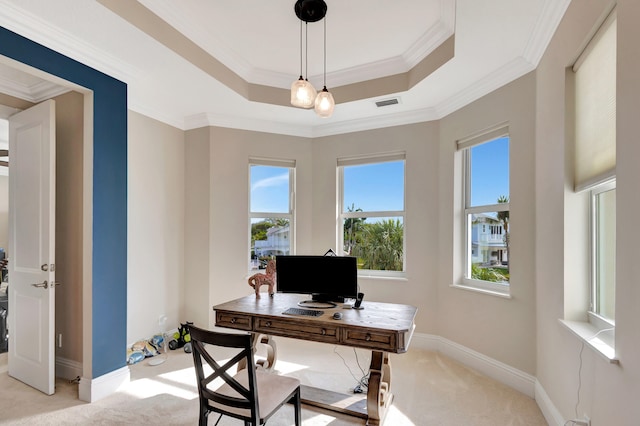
[250,136,509,214]
[470,136,510,206]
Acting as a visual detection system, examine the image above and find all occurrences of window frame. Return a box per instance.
[559,9,617,362]
[248,158,296,272]
[589,180,616,328]
[458,127,510,295]
[337,152,406,278]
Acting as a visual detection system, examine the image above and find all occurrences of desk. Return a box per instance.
[213,293,417,425]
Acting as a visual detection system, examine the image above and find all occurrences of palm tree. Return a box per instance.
[343,204,365,255]
[497,195,510,265]
[353,219,403,271]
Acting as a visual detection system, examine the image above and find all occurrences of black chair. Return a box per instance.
[188,325,301,426]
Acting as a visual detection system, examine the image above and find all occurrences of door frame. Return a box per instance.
[0,23,129,403]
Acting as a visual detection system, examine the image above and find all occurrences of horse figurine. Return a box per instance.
[248,259,276,298]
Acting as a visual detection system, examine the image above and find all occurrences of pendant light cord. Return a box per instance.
[299,20,303,78]
[305,22,309,81]
[323,16,327,87]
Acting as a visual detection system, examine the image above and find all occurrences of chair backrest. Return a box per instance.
[188,325,260,423]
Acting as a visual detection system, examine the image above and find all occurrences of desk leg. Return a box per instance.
[239,333,278,372]
[366,351,393,426]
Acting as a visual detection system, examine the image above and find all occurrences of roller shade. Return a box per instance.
[574,11,616,191]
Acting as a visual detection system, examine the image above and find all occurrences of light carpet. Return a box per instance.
[0,337,547,425]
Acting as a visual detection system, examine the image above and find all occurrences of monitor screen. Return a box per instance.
[275,255,358,304]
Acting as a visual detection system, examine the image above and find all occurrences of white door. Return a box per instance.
[7,100,56,395]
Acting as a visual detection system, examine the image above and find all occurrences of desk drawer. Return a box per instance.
[216,312,252,331]
[343,329,397,351]
[255,318,339,344]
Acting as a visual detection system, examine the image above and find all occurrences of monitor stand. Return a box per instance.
[297,293,346,309]
[298,299,337,309]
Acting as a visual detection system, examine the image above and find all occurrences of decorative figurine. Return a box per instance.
[248,259,276,298]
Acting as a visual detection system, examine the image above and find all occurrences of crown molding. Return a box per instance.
[137,0,456,91]
[311,106,440,137]
[185,112,316,138]
[522,0,571,65]
[403,0,456,68]
[128,98,187,131]
[435,56,535,119]
[136,0,255,82]
[0,0,140,85]
[0,74,70,103]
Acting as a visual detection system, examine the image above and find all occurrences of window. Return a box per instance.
[249,159,295,271]
[459,131,510,293]
[591,182,615,325]
[338,153,405,276]
[559,10,617,360]
[575,11,617,329]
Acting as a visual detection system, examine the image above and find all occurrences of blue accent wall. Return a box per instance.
[0,26,128,378]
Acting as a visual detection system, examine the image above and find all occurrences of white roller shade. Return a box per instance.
[574,12,616,191]
[337,151,405,167]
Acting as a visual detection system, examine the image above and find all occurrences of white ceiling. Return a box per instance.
[0,0,570,137]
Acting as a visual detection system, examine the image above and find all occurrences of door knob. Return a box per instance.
[32,280,48,289]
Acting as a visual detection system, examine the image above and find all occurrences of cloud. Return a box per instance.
[251,172,288,192]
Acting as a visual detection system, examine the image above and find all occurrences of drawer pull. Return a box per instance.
[365,334,372,341]
[265,321,272,327]
[321,328,326,335]
[230,318,237,324]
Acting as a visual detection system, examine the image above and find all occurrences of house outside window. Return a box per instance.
[249,159,295,271]
[338,153,405,277]
[458,131,510,294]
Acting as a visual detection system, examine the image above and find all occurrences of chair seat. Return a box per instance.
[209,370,300,421]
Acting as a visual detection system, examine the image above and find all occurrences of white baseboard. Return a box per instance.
[535,379,565,426]
[411,333,565,423]
[411,333,536,397]
[55,356,82,381]
[78,366,130,402]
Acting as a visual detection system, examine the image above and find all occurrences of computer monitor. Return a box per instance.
[275,255,358,308]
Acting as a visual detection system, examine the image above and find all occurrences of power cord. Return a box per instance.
[569,326,614,425]
[333,346,369,393]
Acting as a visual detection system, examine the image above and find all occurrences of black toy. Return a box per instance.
[169,321,193,352]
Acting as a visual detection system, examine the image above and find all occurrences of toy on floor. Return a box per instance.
[127,334,164,365]
[169,321,193,353]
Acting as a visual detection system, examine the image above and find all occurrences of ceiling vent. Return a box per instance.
[375,98,400,108]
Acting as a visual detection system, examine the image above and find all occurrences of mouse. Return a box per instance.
[332,312,343,320]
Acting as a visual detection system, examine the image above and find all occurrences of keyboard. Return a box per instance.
[282,307,324,317]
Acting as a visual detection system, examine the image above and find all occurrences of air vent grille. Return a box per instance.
[375,98,399,108]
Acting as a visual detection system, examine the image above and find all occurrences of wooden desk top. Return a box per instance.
[213,293,417,353]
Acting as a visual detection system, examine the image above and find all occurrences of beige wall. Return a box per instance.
[535,0,640,424]
[127,111,185,343]
[206,127,313,326]
[184,127,314,328]
[53,91,84,368]
[125,1,640,422]
[183,127,212,329]
[438,72,537,375]
[312,123,440,332]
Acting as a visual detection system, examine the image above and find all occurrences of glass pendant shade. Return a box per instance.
[291,77,317,108]
[314,86,335,117]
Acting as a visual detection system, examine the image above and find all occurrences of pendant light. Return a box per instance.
[314,16,335,118]
[290,20,316,108]
[290,0,334,117]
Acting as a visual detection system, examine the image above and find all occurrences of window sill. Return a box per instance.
[559,319,618,364]
[450,283,512,299]
[357,272,407,281]
[358,274,409,282]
